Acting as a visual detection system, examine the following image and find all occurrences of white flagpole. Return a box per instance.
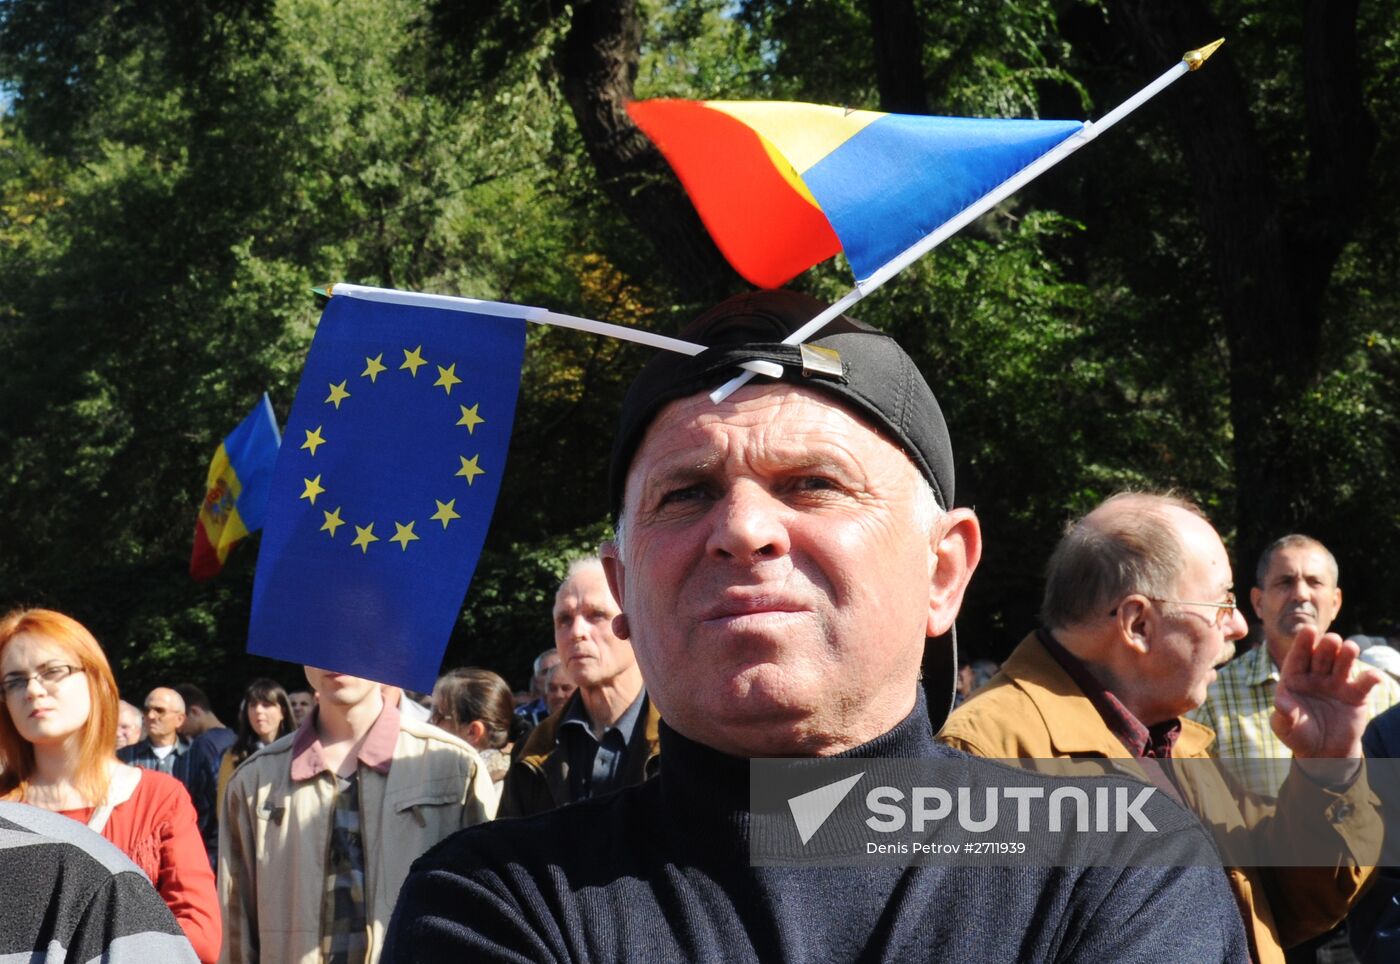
[708,39,1224,404]
[328,283,787,380]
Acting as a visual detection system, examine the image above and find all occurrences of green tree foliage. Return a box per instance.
[2,0,1398,713]
[0,0,664,704]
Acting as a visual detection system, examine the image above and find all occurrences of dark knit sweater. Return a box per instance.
[386,695,1249,963]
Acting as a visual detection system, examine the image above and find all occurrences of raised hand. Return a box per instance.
[1271,626,1380,759]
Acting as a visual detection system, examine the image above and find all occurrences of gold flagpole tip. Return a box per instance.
[1183,38,1225,71]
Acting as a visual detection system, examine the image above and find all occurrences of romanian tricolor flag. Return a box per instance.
[627,100,1084,288]
[190,394,281,581]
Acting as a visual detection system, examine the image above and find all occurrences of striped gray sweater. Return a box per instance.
[0,801,199,963]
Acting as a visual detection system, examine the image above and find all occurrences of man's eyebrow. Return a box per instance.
[642,453,725,488]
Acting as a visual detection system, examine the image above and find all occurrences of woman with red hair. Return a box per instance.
[0,607,220,962]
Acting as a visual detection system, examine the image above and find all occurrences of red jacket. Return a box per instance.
[63,766,220,962]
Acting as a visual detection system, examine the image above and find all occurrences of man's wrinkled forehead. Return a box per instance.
[608,289,955,519]
[555,565,613,611]
[622,383,919,511]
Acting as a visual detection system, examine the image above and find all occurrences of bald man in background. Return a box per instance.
[118,687,193,785]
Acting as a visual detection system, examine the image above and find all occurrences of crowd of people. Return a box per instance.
[3,289,1400,963]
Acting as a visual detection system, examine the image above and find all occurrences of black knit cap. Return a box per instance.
[608,289,955,519]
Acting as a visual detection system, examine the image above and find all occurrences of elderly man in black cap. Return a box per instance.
[385,290,1248,962]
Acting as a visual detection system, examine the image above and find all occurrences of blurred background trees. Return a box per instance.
[2,0,1397,710]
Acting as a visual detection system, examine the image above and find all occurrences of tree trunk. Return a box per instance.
[1105,0,1376,566]
[559,0,740,303]
[867,0,927,114]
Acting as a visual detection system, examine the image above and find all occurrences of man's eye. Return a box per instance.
[794,476,841,493]
[657,485,707,506]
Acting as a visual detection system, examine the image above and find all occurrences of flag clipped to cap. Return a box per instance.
[633,42,1225,403]
[191,393,281,581]
[628,100,1082,287]
[247,290,526,691]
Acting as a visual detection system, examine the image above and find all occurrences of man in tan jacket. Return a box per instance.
[939,492,1381,964]
[218,667,493,963]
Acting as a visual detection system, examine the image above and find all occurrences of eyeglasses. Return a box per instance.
[1111,591,1238,629]
[2,664,85,698]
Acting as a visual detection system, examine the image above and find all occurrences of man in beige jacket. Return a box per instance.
[218,667,493,963]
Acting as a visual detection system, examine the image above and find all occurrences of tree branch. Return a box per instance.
[558,0,740,302]
[1291,0,1377,311]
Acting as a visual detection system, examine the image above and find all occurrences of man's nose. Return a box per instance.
[1224,607,1248,641]
[706,481,792,563]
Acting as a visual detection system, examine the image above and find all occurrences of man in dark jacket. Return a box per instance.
[118,686,193,784]
[499,558,658,817]
[386,290,1250,962]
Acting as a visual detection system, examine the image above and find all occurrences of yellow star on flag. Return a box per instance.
[390,521,420,551]
[455,454,485,485]
[301,425,326,456]
[456,403,484,433]
[300,474,325,505]
[351,523,379,553]
[321,506,345,537]
[362,353,387,383]
[431,499,460,529]
[435,363,462,395]
[401,345,428,376]
[326,381,351,408]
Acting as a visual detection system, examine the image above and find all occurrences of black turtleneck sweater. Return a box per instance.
[385,694,1248,963]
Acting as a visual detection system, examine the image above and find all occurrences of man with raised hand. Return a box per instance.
[386,290,1249,963]
[1193,534,1400,797]
[940,493,1382,963]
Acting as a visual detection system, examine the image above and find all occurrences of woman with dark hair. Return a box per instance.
[430,668,515,806]
[215,678,294,821]
[0,608,220,962]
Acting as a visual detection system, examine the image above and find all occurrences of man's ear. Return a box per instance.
[1250,586,1265,621]
[1115,596,1152,655]
[600,540,630,640]
[927,509,982,638]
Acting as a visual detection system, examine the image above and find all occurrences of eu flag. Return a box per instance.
[248,292,526,691]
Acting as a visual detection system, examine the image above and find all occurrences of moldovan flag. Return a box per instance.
[247,290,526,692]
[190,394,281,580]
[627,100,1084,287]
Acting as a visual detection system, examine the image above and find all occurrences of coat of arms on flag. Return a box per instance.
[191,394,281,581]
